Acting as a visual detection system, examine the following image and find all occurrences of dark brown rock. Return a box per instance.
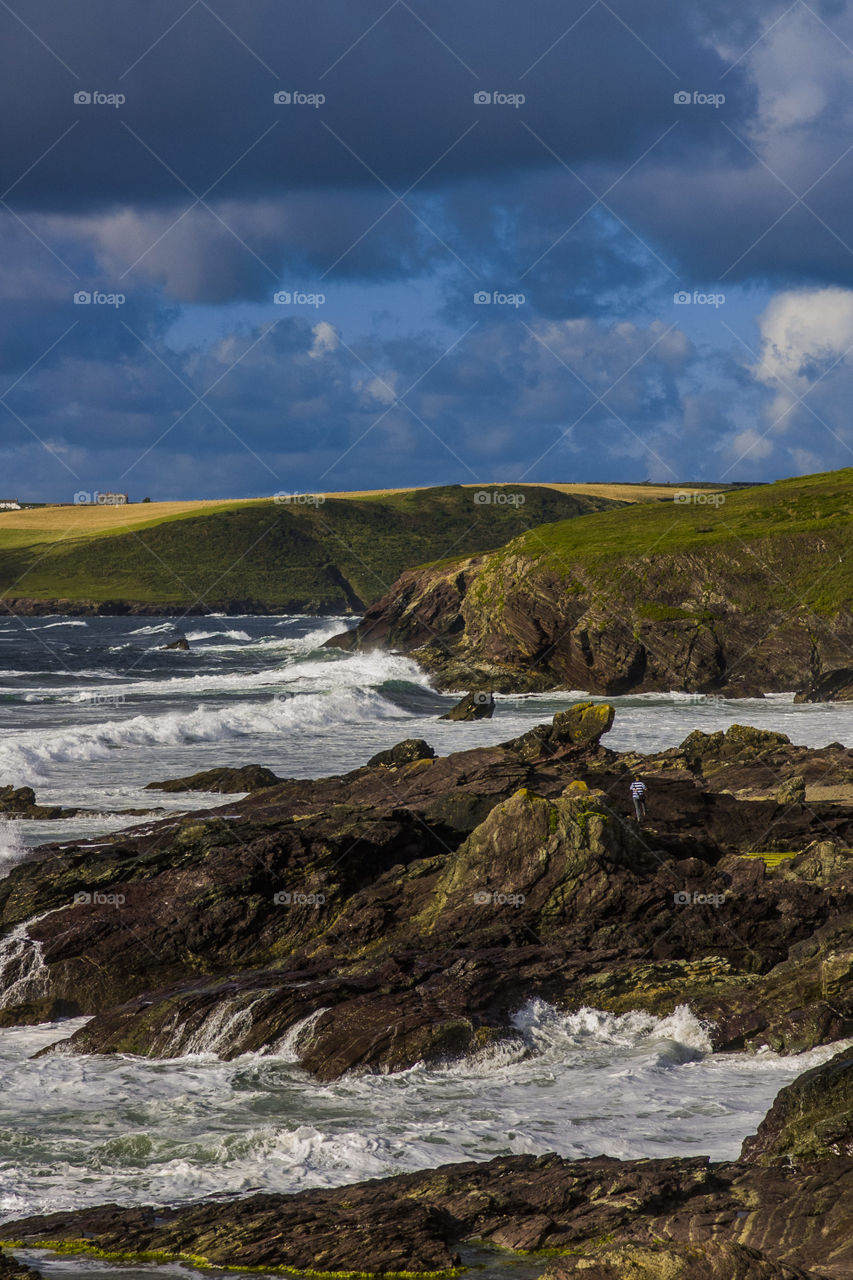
[144,765,281,793]
[741,1046,853,1165]
[439,691,495,720]
[3,1147,851,1278]
[795,667,853,702]
[367,739,436,767]
[0,784,78,820]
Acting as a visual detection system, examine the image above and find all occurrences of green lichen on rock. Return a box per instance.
[741,1046,853,1165]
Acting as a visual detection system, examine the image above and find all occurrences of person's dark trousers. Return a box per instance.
[633,798,645,820]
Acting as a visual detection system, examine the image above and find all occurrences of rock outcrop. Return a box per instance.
[1,710,853,1075]
[796,667,853,702]
[367,739,436,767]
[0,785,79,820]
[439,691,495,720]
[144,765,281,793]
[324,473,853,696]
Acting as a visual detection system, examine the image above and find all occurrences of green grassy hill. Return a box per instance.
[341,469,853,694]
[493,468,853,612]
[0,485,621,614]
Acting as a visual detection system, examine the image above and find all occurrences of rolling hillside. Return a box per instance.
[332,469,853,695]
[0,485,623,615]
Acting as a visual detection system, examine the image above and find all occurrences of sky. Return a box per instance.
[3,0,853,500]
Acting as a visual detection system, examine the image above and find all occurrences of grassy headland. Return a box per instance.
[339,469,853,694]
[0,484,624,614]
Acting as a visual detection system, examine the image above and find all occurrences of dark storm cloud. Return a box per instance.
[2,0,753,208]
[3,0,853,497]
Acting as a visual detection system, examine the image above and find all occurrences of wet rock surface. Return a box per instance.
[144,765,282,793]
[2,711,853,1275]
[439,691,495,720]
[0,712,852,1076]
[0,785,84,821]
[367,738,436,767]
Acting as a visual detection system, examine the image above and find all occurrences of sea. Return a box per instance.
[0,614,850,1241]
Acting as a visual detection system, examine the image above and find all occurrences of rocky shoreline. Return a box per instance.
[2,705,853,1275]
[0,706,852,1067]
[2,1046,852,1277]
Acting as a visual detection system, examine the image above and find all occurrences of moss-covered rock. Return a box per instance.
[741,1046,853,1164]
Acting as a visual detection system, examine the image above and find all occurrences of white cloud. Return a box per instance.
[754,286,853,403]
[309,322,339,358]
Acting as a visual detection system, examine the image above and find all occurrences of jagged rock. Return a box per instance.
[0,1249,42,1280]
[0,784,77,820]
[5,1142,853,1278]
[162,635,189,650]
[783,840,853,886]
[511,700,615,761]
[742,1046,853,1164]
[439,691,495,720]
[367,739,436,767]
[795,667,853,702]
[554,700,615,745]
[6,708,853,1072]
[144,765,281,794]
[777,775,806,805]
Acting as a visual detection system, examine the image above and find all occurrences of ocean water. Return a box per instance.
[0,615,851,1233]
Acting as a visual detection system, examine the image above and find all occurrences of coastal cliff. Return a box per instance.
[327,468,853,696]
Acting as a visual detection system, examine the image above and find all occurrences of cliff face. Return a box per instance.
[327,527,853,695]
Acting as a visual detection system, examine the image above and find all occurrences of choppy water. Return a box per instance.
[2,614,853,850]
[0,616,850,1235]
[0,1007,844,1224]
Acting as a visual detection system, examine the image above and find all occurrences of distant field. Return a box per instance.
[0,484,627,612]
[0,481,726,546]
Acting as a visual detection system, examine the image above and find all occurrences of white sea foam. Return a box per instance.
[184,629,252,643]
[0,1005,846,1221]
[0,920,49,1007]
[0,682,409,785]
[0,821,28,880]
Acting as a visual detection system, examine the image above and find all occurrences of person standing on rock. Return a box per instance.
[630,777,647,821]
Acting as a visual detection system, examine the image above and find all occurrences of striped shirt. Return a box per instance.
[630,781,647,798]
